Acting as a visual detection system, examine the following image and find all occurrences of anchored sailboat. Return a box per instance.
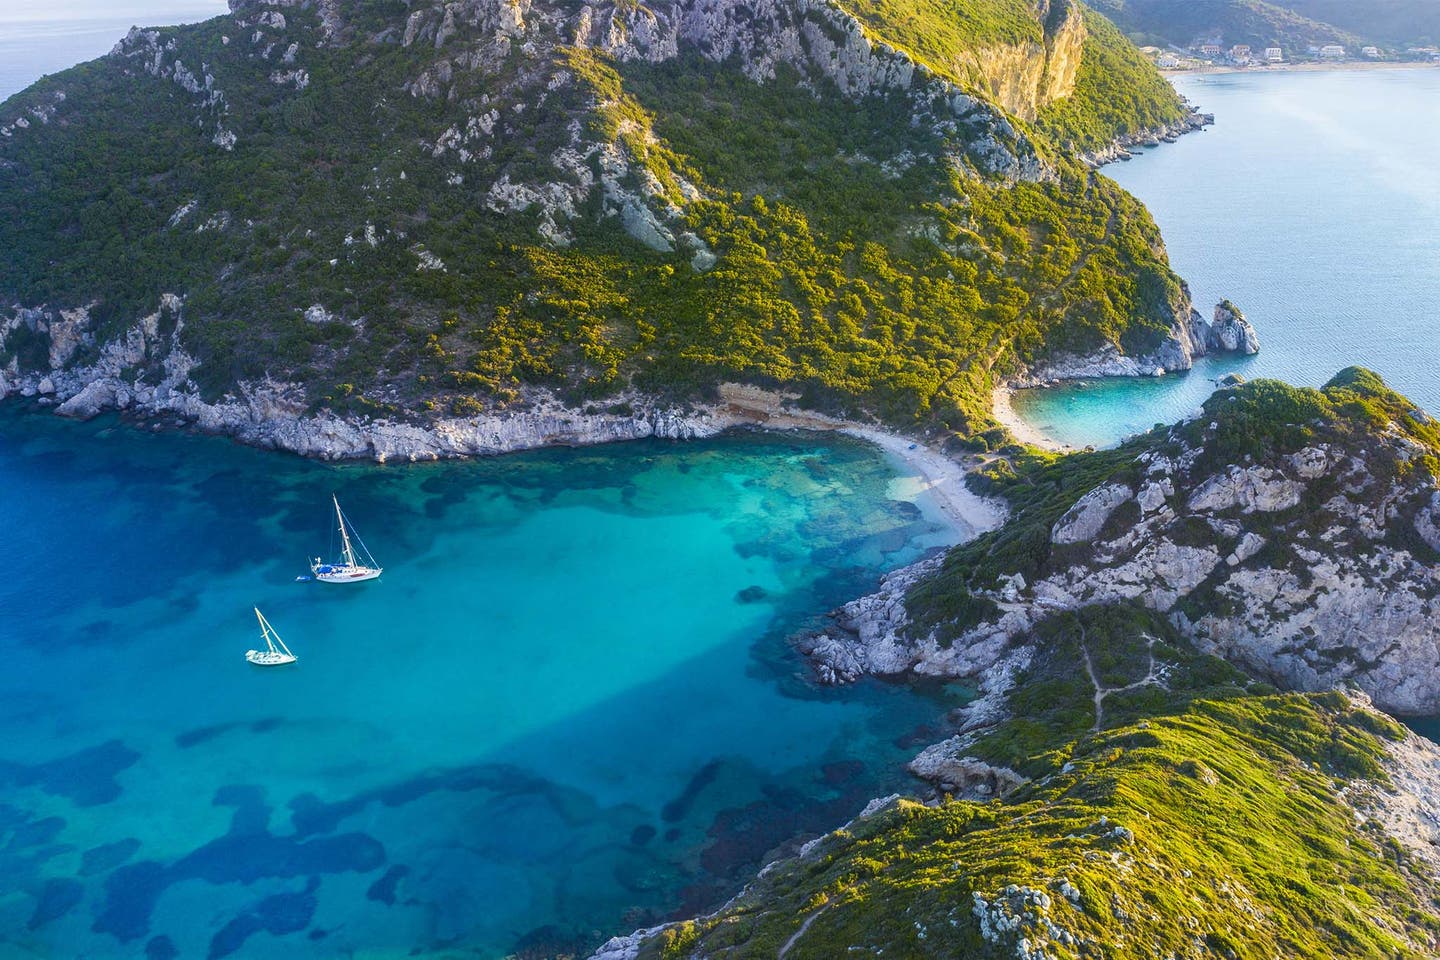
[246,608,297,666]
[311,495,383,583]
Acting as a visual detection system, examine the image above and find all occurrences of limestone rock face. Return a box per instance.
[0,295,753,461]
[907,742,1026,799]
[1052,483,1131,544]
[1204,300,1260,355]
[1013,284,1214,385]
[1186,465,1304,514]
[963,0,1086,122]
[805,415,1440,715]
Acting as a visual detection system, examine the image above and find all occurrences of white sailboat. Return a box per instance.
[310,495,383,583]
[246,608,298,666]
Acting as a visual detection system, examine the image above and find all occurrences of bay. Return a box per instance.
[1012,68,1440,449]
[0,409,963,958]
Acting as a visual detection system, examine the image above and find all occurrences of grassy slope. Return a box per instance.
[0,0,1190,438]
[637,636,1437,958]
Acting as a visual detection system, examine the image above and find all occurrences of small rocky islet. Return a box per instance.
[1,0,1438,957]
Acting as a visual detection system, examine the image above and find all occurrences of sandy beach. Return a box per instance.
[990,385,1073,454]
[714,383,1009,540]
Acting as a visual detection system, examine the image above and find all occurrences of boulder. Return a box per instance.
[1206,300,1260,355]
[1186,466,1303,514]
[1052,483,1132,544]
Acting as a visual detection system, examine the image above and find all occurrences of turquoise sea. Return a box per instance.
[0,408,966,958]
[1013,68,1440,449]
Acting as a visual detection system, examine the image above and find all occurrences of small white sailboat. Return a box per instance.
[246,607,297,666]
[310,495,383,583]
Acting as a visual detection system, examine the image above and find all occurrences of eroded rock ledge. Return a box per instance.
[807,375,1440,716]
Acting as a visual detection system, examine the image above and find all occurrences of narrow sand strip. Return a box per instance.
[714,384,1008,540]
[837,424,1007,541]
[991,385,1074,454]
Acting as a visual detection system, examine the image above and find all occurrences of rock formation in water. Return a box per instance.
[1204,299,1261,355]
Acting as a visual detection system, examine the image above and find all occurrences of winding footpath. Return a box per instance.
[1078,627,1163,732]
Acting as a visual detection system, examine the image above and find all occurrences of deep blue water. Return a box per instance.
[0,409,966,958]
[1013,68,1440,449]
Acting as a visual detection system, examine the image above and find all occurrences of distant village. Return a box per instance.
[1146,39,1440,70]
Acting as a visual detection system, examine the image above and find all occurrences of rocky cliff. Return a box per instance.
[809,368,1440,715]
[960,0,1086,121]
[0,0,1196,451]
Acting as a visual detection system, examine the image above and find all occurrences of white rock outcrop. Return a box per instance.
[805,419,1440,715]
[1052,483,1131,544]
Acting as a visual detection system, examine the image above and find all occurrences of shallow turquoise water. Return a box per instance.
[0,410,965,958]
[1014,68,1440,449]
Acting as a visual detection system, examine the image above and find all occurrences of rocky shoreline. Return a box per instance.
[1082,107,1214,166]
[0,325,1012,536]
[993,299,1261,450]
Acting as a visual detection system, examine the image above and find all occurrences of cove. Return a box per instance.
[0,408,965,959]
[1011,67,1440,450]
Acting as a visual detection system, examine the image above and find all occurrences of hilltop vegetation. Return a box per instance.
[0,0,1194,440]
[613,627,1440,959]
[607,370,1440,959]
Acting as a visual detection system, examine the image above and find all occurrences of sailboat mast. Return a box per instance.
[254,608,294,658]
[255,607,276,655]
[334,495,357,567]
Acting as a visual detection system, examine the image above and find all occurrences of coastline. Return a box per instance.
[991,384,1072,454]
[1166,60,1440,77]
[710,385,1008,540]
[0,374,1008,542]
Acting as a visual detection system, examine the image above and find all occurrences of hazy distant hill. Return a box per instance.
[1092,0,1440,51]
[1284,0,1440,45]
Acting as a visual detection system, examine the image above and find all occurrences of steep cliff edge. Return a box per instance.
[810,367,1440,715]
[1,0,1195,451]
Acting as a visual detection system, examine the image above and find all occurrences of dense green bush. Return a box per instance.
[0,0,1193,432]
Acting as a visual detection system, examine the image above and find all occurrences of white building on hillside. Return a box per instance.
[1320,44,1347,59]
[1265,47,1284,62]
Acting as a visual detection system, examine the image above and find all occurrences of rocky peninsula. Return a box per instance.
[4,1,1439,957]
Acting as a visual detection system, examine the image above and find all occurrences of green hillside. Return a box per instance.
[1090,0,1360,50]
[611,369,1440,958]
[1285,0,1440,45]
[0,0,1191,438]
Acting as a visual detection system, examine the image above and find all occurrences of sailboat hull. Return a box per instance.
[246,649,298,666]
[311,565,382,583]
